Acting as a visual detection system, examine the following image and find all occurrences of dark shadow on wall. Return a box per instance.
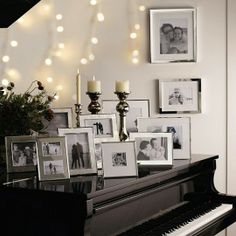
[0,0,41,28]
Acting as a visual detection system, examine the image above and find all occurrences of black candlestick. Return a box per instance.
[86,92,102,114]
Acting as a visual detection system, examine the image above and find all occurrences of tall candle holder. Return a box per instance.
[115,91,130,142]
[86,92,102,114]
[75,104,82,127]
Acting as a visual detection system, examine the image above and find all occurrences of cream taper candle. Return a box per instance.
[76,70,81,104]
[87,76,101,92]
[115,80,130,93]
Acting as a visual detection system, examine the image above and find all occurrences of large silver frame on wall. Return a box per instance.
[150,8,197,63]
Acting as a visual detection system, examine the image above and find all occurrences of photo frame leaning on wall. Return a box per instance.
[101,141,138,178]
[129,132,173,166]
[158,78,201,113]
[37,136,70,181]
[137,117,191,159]
[150,8,197,63]
[102,99,150,133]
[58,127,97,176]
[5,135,38,173]
[42,107,73,136]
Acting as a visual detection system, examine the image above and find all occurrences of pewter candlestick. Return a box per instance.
[115,92,130,141]
[75,104,82,127]
[86,92,102,114]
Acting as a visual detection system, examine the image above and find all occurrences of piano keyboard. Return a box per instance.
[164,203,232,236]
[118,201,233,236]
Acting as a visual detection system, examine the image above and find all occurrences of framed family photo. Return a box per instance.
[137,117,191,159]
[129,132,173,166]
[150,8,197,63]
[5,135,38,173]
[101,141,138,178]
[79,114,119,142]
[37,136,70,181]
[102,99,150,132]
[58,127,97,176]
[43,107,73,136]
[158,78,201,113]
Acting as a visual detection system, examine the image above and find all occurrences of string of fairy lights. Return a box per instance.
[0,0,146,100]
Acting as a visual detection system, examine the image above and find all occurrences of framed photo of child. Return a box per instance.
[129,132,173,166]
[150,8,197,63]
[158,78,201,113]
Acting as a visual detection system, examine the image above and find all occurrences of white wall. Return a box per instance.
[0,0,230,235]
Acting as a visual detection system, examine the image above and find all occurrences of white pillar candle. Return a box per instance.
[76,70,81,104]
[115,80,130,93]
[87,76,101,92]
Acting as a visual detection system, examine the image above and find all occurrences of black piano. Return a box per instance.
[0,154,236,236]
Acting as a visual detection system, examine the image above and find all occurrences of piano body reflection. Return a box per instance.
[0,154,236,236]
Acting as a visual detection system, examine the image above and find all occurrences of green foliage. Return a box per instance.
[0,80,55,143]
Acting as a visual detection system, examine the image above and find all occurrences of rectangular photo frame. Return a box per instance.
[101,141,138,178]
[5,135,38,173]
[158,78,201,113]
[79,113,119,142]
[129,132,173,166]
[102,99,150,133]
[137,117,190,159]
[42,107,73,136]
[58,127,97,176]
[37,136,70,181]
[150,8,197,63]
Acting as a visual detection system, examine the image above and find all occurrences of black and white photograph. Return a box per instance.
[101,141,138,178]
[112,152,127,167]
[102,99,150,133]
[43,160,64,175]
[58,128,97,175]
[137,117,191,159]
[37,136,70,181]
[150,8,196,63]
[79,114,119,142]
[129,133,173,166]
[42,142,62,156]
[5,136,38,173]
[159,79,200,113]
[42,107,73,136]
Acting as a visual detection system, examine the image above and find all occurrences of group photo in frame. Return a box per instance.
[101,141,138,178]
[37,136,70,181]
[58,127,97,176]
[5,135,38,173]
[158,78,201,113]
[137,117,191,159]
[79,113,119,142]
[129,132,173,166]
[102,99,150,133]
[42,107,73,136]
[150,8,197,63]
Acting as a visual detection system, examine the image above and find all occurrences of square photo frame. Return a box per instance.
[58,127,97,176]
[37,136,70,181]
[150,8,197,63]
[43,107,73,136]
[129,132,173,166]
[137,117,190,159]
[5,135,38,173]
[159,78,201,113]
[101,141,138,178]
[102,99,150,133]
[79,113,119,142]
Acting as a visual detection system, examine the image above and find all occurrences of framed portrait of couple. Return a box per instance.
[129,132,173,166]
[150,8,197,63]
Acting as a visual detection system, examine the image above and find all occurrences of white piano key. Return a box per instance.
[165,203,233,236]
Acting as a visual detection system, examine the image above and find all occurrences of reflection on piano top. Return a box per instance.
[0,154,218,196]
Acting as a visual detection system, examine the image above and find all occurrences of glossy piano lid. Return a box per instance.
[0,154,218,196]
